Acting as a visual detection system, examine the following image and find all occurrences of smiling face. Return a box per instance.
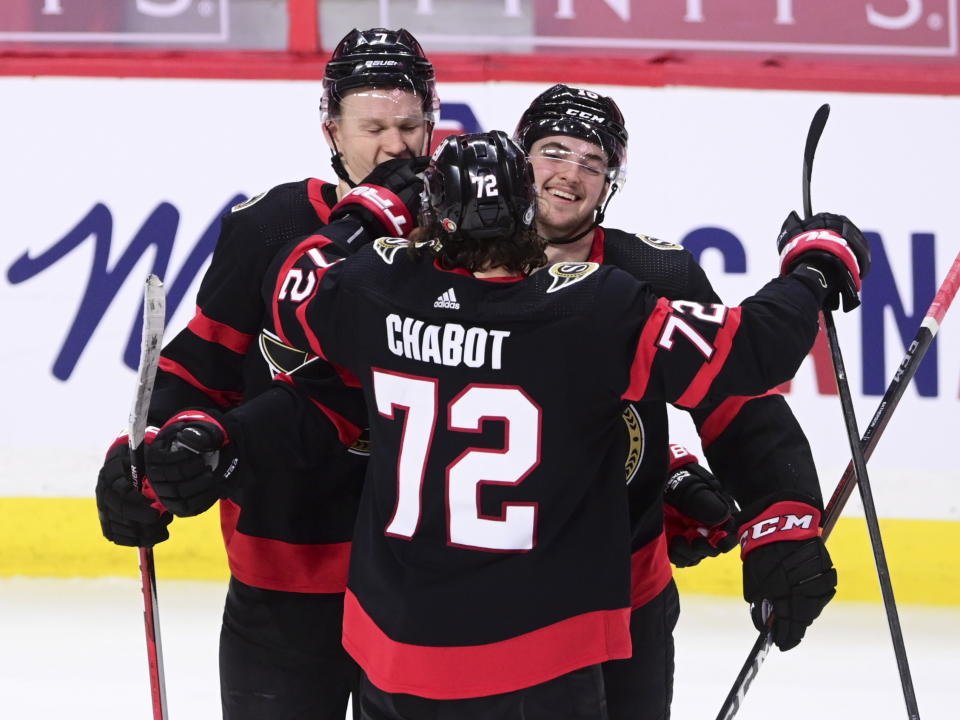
[325,87,430,184]
[528,134,610,241]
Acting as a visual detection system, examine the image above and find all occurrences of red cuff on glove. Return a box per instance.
[159,410,229,444]
[737,500,822,559]
[779,229,862,291]
[333,184,415,238]
[667,443,698,473]
[105,428,168,513]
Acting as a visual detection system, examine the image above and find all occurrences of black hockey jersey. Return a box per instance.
[149,178,368,593]
[590,228,820,609]
[268,234,828,698]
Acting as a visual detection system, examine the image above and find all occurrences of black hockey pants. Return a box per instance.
[601,579,680,720]
[219,576,361,720]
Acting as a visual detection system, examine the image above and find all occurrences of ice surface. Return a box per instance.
[1,578,955,718]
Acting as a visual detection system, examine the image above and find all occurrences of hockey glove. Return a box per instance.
[95,432,172,547]
[663,444,738,567]
[329,156,429,241]
[145,409,240,517]
[739,495,837,651]
[777,211,870,312]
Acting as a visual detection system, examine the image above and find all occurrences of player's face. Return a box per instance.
[528,135,610,240]
[326,88,429,183]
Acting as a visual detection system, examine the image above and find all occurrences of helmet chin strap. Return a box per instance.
[546,182,619,246]
[324,122,357,188]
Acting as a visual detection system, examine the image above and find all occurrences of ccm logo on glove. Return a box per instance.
[738,500,821,558]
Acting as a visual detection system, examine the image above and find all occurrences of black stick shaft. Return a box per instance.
[822,309,920,718]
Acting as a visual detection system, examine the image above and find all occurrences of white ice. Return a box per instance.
[1,577,956,718]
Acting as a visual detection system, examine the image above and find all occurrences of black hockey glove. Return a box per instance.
[739,495,837,651]
[145,409,240,517]
[777,211,871,312]
[662,444,738,567]
[329,156,429,242]
[95,432,172,547]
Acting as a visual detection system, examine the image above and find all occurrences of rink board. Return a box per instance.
[1,496,957,606]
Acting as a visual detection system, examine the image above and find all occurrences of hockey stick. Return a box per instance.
[716,249,959,720]
[128,274,169,720]
[813,106,921,719]
[716,104,928,720]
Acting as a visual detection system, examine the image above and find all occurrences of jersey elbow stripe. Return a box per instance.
[274,374,362,447]
[342,590,631,699]
[698,390,779,448]
[674,307,743,408]
[187,307,254,355]
[622,297,671,401]
[157,357,243,407]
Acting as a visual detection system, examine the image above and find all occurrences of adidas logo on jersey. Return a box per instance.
[434,288,460,310]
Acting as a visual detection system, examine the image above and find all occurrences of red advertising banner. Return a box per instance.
[0,0,227,43]
[529,0,957,57]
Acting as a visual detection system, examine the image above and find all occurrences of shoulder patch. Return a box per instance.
[636,233,683,251]
[373,237,411,264]
[231,191,268,213]
[546,262,600,294]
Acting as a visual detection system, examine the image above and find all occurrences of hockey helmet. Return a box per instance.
[321,27,439,123]
[422,130,537,243]
[514,84,628,186]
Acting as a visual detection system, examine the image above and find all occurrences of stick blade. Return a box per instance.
[802,103,831,218]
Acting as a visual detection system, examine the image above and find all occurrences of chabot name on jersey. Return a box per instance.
[385,314,510,369]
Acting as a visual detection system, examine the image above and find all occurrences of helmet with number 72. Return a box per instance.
[422,130,537,244]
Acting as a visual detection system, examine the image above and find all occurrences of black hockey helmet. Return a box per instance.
[422,130,537,243]
[514,83,628,186]
[321,27,439,122]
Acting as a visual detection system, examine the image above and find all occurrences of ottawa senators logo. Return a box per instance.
[621,405,645,485]
[348,428,371,456]
[373,237,410,264]
[545,261,600,294]
[636,234,683,251]
[259,329,309,376]
[230,191,267,213]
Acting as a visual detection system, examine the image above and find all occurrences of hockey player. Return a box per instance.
[94,27,436,719]
[515,83,829,719]
[144,131,868,719]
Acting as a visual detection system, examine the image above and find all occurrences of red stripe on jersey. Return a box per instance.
[186,307,254,355]
[342,590,631,699]
[673,306,744,409]
[157,356,242,407]
[275,374,363,447]
[630,531,673,609]
[307,178,334,223]
[622,297,672,401]
[272,234,335,357]
[587,227,605,264]
[698,390,780,448]
[218,499,351,593]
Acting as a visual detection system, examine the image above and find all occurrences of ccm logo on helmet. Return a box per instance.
[565,109,607,124]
